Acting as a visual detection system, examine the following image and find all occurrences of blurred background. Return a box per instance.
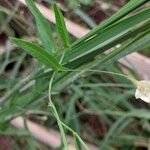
[0,0,149,150]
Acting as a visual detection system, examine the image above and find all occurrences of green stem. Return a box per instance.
[48,47,69,149]
[64,68,138,85]
[48,72,68,150]
[61,121,90,150]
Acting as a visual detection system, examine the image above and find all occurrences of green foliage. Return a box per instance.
[11,38,64,71]
[64,8,150,63]
[25,0,56,52]
[75,0,148,43]
[53,3,70,48]
[93,30,150,68]
[0,0,149,149]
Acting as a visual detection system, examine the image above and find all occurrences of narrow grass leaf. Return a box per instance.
[25,0,56,52]
[51,30,150,93]
[53,3,70,48]
[74,0,148,45]
[11,38,64,71]
[94,30,150,67]
[65,8,150,62]
[101,117,127,149]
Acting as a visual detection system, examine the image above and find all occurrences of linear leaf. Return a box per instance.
[25,0,56,53]
[52,30,150,91]
[53,3,70,48]
[64,8,150,63]
[94,30,150,67]
[11,38,64,71]
[74,0,148,45]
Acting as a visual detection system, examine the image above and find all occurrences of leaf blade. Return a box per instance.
[93,30,150,68]
[11,38,64,71]
[53,3,70,48]
[64,8,150,63]
[74,0,148,46]
[25,0,56,53]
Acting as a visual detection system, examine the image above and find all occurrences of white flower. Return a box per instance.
[135,80,150,103]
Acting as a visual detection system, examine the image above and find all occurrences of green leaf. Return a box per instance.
[52,30,150,92]
[95,30,150,67]
[53,3,70,48]
[74,0,148,45]
[25,0,56,53]
[11,38,64,71]
[64,8,150,63]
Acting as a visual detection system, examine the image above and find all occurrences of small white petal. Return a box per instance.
[135,80,150,103]
[135,89,140,99]
[139,96,150,103]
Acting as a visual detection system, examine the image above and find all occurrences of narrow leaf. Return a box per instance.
[74,0,147,45]
[53,3,70,48]
[64,8,150,62]
[93,30,150,67]
[52,31,150,93]
[25,0,56,52]
[11,38,64,71]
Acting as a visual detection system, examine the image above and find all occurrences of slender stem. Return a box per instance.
[48,72,68,150]
[47,47,69,149]
[59,49,66,64]
[64,69,138,85]
[61,121,89,150]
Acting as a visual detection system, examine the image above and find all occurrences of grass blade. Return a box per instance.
[74,0,148,45]
[64,8,150,63]
[25,0,56,53]
[93,30,150,68]
[53,3,70,48]
[11,38,64,71]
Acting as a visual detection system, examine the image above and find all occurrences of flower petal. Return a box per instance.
[135,80,150,103]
